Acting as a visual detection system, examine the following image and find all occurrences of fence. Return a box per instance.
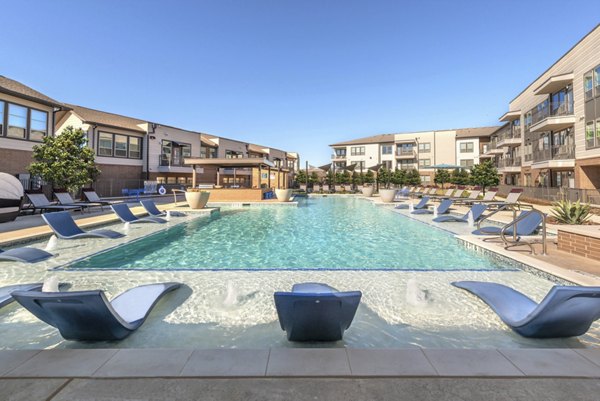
[498,184,600,205]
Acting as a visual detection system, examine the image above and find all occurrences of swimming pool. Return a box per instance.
[69,197,513,271]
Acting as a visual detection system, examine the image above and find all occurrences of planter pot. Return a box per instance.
[379,188,397,203]
[275,188,293,202]
[185,191,210,209]
[361,186,374,197]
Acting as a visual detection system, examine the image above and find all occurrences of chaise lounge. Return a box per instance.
[411,198,453,215]
[0,247,53,263]
[395,196,430,210]
[433,204,487,223]
[12,282,182,341]
[452,281,600,338]
[42,211,125,239]
[140,200,185,217]
[0,283,42,308]
[111,203,167,224]
[274,282,362,341]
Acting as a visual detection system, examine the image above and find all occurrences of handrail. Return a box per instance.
[499,208,547,255]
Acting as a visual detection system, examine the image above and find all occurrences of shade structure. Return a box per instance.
[368,163,384,171]
[0,173,24,223]
[431,163,462,169]
[317,164,331,172]
[344,164,357,172]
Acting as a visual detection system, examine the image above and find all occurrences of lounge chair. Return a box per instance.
[12,282,182,341]
[42,211,125,239]
[433,204,487,223]
[480,189,523,209]
[111,203,166,224]
[140,200,185,217]
[472,210,542,236]
[274,282,362,341]
[24,192,82,214]
[0,247,53,263]
[429,188,456,200]
[412,199,453,215]
[462,189,497,205]
[452,281,600,338]
[451,189,480,203]
[395,196,430,210]
[54,191,105,212]
[82,189,123,206]
[0,283,42,308]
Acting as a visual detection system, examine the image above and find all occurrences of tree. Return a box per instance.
[405,169,421,186]
[335,171,344,185]
[28,126,100,193]
[470,160,500,194]
[377,167,393,189]
[309,172,319,184]
[364,170,375,185]
[352,171,361,187]
[295,170,307,187]
[434,169,451,188]
[325,170,334,185]
[450,168,470,185]
[392,169,407,187]
[341,170,352,185]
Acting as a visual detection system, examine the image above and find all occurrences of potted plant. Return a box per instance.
[362,170,375,196]
[275,187,294,202]
[377,167,396,202]
[185,188,210,209]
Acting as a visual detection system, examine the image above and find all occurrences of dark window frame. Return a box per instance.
[459,142,474,153]
[0,101,48,142]
[97,131,143,159]
[350,146,365,156]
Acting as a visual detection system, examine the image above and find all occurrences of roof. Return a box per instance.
[66,104,147,133]
[330,133,395,146]
[455,126,500,138]
[247,144,269,154]
[200,136,218,147]
[184,157,276,169]
[0,76,67,109]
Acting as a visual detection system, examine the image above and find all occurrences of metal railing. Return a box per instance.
[532,99,574,125]
[331,153,346,159]
[396,149,416,157]
[532,144,575,162]
[497,158,522,168]
[159,155,185,167]
[497,184,600,205]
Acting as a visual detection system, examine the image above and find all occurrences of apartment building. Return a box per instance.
[0,76,68,180]
[488,24,600,190]
[330,127,496,183]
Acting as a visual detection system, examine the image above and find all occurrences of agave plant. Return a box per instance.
[550,199,592,225]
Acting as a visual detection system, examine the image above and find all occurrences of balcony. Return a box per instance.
[484,139,505,156]
[533,72,574,95]
[158,154,187,171]
[531,144,575,169]
[396,150,416,159]
[530,99,575,133]
[331,153,346,160]
[497,126,522,147]
[498,110,521,122]
[398,164,417,170]
[497,157,522,173]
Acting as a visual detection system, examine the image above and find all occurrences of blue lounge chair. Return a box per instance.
[111,203,166,224]
[140,200,185,217]
[0,283,42,308]
[42,212,124,239]
[411,199,453,215]
[472,210,542,236]
[0,247,53,263]
[452,281,600,338]
[433,204,487,223]
[274,282,362,341]
[24,192,83,214]
[396,196,430,210]
[12,282,181,341]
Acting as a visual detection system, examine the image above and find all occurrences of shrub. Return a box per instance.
[550,199,592,225]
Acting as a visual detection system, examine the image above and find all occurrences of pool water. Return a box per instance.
[70,197,512,270]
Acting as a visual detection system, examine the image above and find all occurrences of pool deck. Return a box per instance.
[3,347,600,400]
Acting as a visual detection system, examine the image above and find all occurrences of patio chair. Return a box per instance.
[395,196,430,210]
[462,188,497,205]
[451,189,480,203]
[429,188,456,200]
[472,210,542,237]
[82,189,123,206]
[12,282,182,341]
[452,281,600,338]
[274,282,362,341]
[54,191,105,212]
[140,200,185,217]
[42,211,124,239]
[412,199,453,215]
[24,192,82,214]
[0,283,42,308]
[0,247,53,263]
[481,188,523,209]
[433,204,487,223]
[111,203,166,224]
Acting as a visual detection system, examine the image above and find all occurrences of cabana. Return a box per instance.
[183,157,290,202]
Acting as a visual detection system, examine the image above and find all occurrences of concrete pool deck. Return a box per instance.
[3,348,600,400]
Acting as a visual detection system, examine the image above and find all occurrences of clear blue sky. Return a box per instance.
[2,1,598,165]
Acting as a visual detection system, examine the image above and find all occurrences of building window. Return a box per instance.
[418,158,431,168]
[418,142,431,153]
[381,145,393,155]
[382,161,392,169]
[585,71,593,101]
[334,148,346,157]
[201,147,217,159]
[225,150,243,158]
[350,146,365,156]
[595,65,600,96]
[586,121,595,148]
[460,142,474,153]
[460,159,474,168]
[7,104,27,139]
[356,161,365,170]
[398,159,416,170]
[129,137,141,159]
[161,140,190,166]
[98,132,114,156]
[114,135,128,158]
[420,175,431,183]
[29,109,47,141]
[334,161,346,169]
[0,101,4,135]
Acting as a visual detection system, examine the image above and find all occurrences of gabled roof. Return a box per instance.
[248,144,269,154]
[200,136,218,147]
[330,133,395,146]
[455,126,500,138]
[0,76,67,109]
[66,104,147,133]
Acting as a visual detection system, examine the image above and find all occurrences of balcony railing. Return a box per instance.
[396,149,416,157]
[497,158,522,169]
[532,144,575,163]
[532,99,574,125]
[331,153,346,159]
[159,155,185,167]
[398,164,417,170]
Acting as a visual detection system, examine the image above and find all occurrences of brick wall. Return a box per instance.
[0,148,33,175]
[557,230,600,261]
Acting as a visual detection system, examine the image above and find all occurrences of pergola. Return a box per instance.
[183,157,289,188]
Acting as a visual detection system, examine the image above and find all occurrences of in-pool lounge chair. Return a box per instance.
[274,282,362,341]
[54,191,105,212]
[140,200,185,217]
[82,189,123,206]
[472,210,542,237]
[111,203,166,224]
[452,281,600,338]
[42,211,124,239]
[0,247,53,263]
[12,282,182,341]
[411,199,453,215]
[396,196,430,210]
[0,283,42,308]
[433,204,487,223]
[24,192,82,214]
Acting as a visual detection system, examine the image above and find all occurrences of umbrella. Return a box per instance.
[344,164,357,172]
[368,163,384,171]
[317,164,332,172]
[431,163,462,169]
